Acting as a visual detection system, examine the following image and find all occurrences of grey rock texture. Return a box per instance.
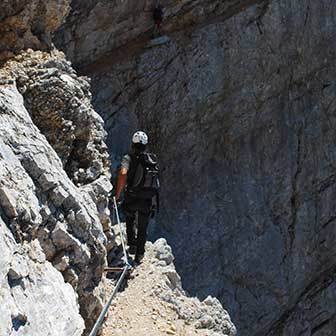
[103,237,236,336]
[57,0,336,335]
[3,50,110,187]
[152,238,237,336]
[0,217,84,336]
[55,0,264,68]
[0,0,70,61]
[0,63,112,332]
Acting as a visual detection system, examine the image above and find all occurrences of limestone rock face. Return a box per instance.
[0,217,84,336]
[152,238,236,336]
[103,238,236,336]
[0,0,70,61]
[4,51,110,188]
[55,0,263,68]
[57,0,336,335]
[0,68,112,331]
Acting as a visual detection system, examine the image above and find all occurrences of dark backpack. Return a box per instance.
[128,152,160,199]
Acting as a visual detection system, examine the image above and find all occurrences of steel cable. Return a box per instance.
[89,197,131,336]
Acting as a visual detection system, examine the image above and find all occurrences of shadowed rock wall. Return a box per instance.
[56,1,336,335]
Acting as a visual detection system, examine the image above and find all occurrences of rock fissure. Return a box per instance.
[261,263,336,336]
[289,126,303,250]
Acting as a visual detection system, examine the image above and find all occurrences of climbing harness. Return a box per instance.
[88,197,132,336]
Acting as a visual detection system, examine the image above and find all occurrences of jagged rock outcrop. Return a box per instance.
[0,216,84,335]
[2,49,111,202]
[0,1,114,332]
[0,78,112,332]
[103,238,236,336]
[0,0,70,61]
[57,0,336,335]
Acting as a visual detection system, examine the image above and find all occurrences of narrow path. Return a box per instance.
[101,240,234,336]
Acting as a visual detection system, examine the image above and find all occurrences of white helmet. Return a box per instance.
[132,131,148,145]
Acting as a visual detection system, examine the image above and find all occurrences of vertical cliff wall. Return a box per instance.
[56,1,336,335]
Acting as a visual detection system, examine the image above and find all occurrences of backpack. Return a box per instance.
[128,152,160,199]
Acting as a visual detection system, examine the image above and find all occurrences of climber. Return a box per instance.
[153,4,164,36]
[115,131,160,265]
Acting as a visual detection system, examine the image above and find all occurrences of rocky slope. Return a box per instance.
[56,0,336,335]
[103,239,236,336]
[0,0,70,61]
[0,52,112,334]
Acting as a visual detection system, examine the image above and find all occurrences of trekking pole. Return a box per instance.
[113,196,130,265]
[88,197,131,336]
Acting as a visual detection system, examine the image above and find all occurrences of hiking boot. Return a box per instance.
[134,254,144,265]
[128,245,137,255]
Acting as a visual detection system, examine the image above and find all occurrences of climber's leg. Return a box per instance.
[135,210,150,259]
[126,213,136,248]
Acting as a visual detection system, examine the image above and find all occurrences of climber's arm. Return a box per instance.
[115,167,128,201]
[115,154,131,201]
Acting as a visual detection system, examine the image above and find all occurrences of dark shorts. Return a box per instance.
[123,193,152,216]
